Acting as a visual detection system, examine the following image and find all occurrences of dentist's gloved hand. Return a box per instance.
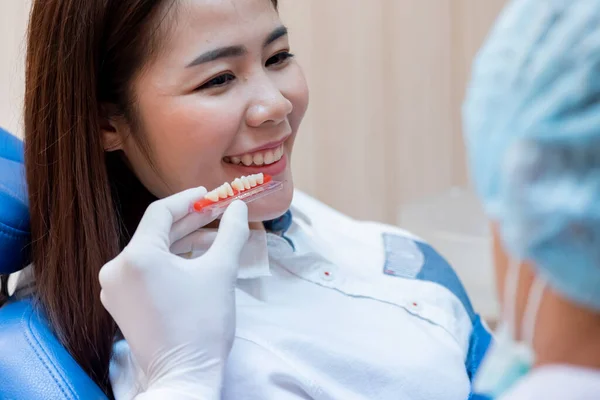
[99,187,249,400]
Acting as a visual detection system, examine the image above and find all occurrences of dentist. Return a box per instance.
[463,0,600,398]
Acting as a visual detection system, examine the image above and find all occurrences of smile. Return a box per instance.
[223,143,284,167]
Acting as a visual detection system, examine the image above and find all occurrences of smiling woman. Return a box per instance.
[13,0,491,398]
[22,0,286,395]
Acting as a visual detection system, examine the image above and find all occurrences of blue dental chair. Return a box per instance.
[0,127,108,399]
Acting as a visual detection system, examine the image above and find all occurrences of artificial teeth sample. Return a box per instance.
[206,190,219,202]
[225,182,234,196]
[204,173,272,205]
[242,176,251,189]
[248,175,257,187]
[217,185,228,199]
[232,178,244,191]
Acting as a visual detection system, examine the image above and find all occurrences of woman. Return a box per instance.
[463,0,600,398]
[7,0,491,398]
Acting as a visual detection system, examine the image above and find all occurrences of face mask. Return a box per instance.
[473,260,546,398]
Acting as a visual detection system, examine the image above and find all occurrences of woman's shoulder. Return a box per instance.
[290,190,471,308]
[290,190,421,241]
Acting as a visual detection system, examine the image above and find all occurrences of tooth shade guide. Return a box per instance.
[193,174,273,212]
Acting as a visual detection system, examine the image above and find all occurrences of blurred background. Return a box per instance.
[1,0,507,323]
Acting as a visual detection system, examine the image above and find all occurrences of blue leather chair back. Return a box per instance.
[0,127,107,399]
[0,300,108,399]
[0,127,30,274]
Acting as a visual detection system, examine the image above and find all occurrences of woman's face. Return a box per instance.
[109,0,308,221]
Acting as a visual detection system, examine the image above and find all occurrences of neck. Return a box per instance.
[534,287,600,370]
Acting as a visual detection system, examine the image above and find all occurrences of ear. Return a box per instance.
[100,104,130,152]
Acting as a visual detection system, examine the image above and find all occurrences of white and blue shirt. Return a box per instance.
[110,190,493,400]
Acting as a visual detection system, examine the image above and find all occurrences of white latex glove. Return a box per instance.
[99,187,249,400]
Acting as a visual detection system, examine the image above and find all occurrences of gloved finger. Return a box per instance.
[134,187,207,246]
[99,289,109,310]
[205,200,249,266]
[170,229,217,256]
[98,257,119,290]
[169,206,221,245]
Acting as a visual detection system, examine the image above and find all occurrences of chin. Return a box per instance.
[248,180,294,222]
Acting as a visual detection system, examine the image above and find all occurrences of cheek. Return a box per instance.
[137,97,242,193]
[282,64,309,131]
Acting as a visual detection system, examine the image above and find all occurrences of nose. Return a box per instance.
[246,80,293,128]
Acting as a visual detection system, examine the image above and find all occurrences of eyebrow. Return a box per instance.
[264,25,288,47]
[186,46,245,67]
[186,25,288,68]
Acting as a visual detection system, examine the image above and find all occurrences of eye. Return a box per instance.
[197,73,236,91]
[266,51,294,68]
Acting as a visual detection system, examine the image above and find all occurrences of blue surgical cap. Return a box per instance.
[463,0,600,311]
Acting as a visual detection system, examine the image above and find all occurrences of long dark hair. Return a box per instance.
[15,0,278,396]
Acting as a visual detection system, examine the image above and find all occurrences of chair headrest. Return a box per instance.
[0,127,30,274]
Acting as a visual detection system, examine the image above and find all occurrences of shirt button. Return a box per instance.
[320,268,335,281]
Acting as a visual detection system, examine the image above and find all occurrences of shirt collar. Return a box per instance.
[184,229,272,280]
[182,210,295,280]
[263,209,292,235]
[263,210,295,250]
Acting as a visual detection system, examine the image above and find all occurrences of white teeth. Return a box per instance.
[248,175,257,187]
[206,191,219,202]
[264,150,274,165]
[217,185,228,199]
[225,182,234,196]
[226,144,285,166]
[241,154,253,166]
[241,176,251,189]
[232,178,244,191]
[206,173,267,203]
[253,153,264,166]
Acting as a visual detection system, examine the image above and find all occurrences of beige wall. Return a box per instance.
[1,1,507,223]
[0,1,30,138]
[280,0,507,223]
